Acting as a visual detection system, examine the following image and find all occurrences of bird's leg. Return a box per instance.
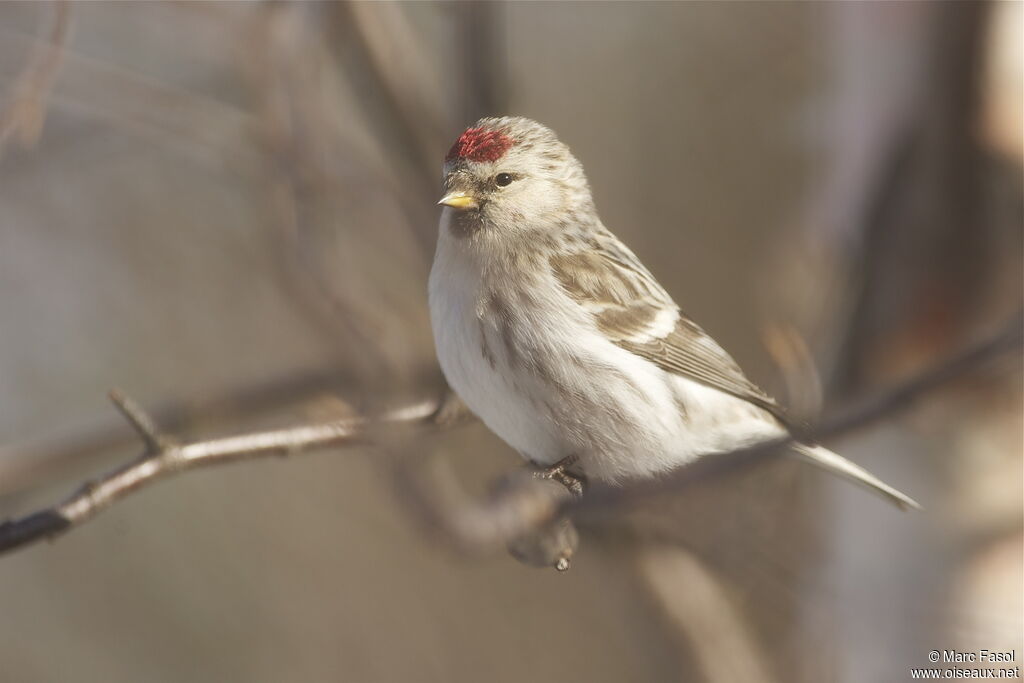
[534,454,586,497]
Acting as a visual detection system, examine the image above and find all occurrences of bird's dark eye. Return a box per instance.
[495,173,514,187]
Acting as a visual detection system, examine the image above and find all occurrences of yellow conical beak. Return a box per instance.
[437,191,479,210]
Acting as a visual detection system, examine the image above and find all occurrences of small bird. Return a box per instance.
[428,116,918,510]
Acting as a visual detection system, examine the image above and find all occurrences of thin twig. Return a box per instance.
[108,389,173,454]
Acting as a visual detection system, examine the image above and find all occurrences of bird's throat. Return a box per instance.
[444,208,485,240]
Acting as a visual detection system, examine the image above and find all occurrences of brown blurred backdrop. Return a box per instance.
[0,3,1020,682]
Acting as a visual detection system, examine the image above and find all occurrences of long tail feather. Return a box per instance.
[792,443,921,511]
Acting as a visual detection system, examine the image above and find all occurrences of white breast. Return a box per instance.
[428,228,565,464]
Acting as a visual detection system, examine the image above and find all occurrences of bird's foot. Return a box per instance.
[534,455,586,497]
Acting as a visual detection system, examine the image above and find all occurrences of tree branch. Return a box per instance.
[398,311,1023,550]
[0,391,464,557]
[0,311,1018,562]
[0,366,397,498]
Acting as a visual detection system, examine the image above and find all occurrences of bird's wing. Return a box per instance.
[549,232,789,423]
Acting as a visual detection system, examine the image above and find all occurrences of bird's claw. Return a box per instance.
[534,455,586,497]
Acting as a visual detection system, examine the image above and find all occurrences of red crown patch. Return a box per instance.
[445,127,514,163]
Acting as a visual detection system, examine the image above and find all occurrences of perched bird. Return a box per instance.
[428,116,918,510]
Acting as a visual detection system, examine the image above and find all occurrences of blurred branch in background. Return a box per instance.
[812,2,1010,396]
[325,2,443,219]
[790,6,1022,676]
[456,1,507,123]
[637,546,775,683]
[255,7,398,379]
[760,321,824,421]
[243,4,500,388]
[0,0,67,155]
[1,308,1017,563]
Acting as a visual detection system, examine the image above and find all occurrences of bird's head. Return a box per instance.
[438,117,593,239]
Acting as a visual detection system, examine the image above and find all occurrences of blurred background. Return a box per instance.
[0,2,1020,682]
